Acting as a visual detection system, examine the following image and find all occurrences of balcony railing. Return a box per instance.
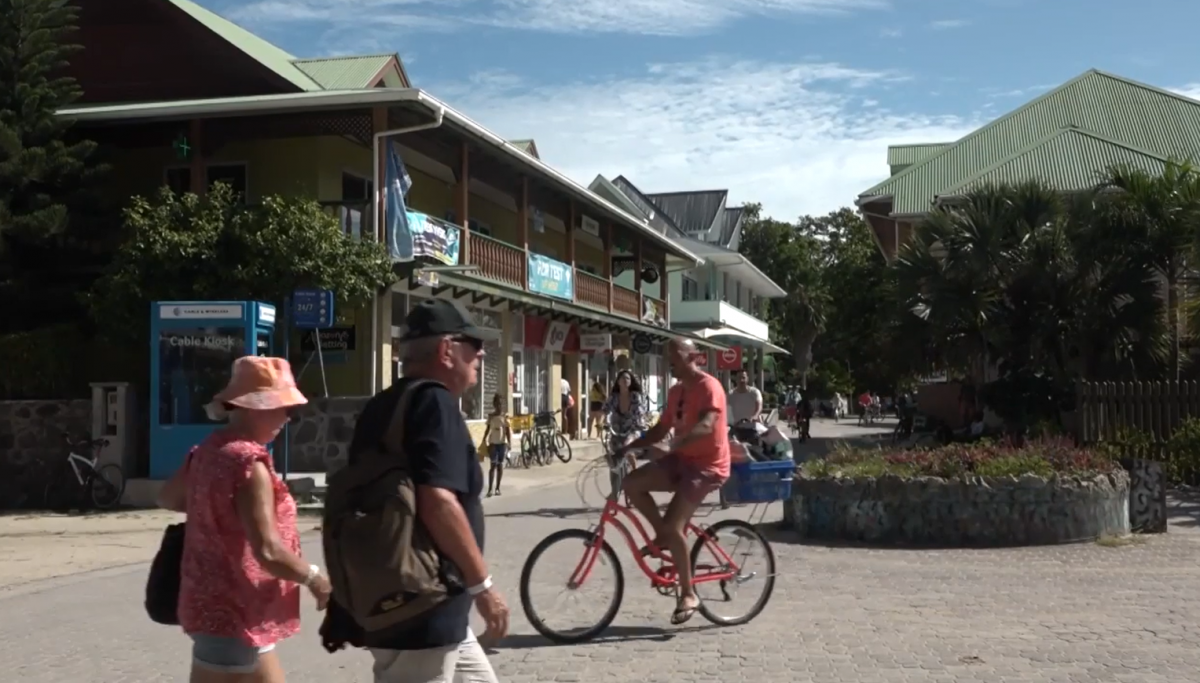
[576,270,610,310]
[469,232,526,288]
[321,200,372,239]
[613,285,641,318]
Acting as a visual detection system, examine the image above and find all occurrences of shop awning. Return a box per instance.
[403,266,730,351]
[688,326,790,355]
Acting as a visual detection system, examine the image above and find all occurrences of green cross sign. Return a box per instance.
[173,134,191,161]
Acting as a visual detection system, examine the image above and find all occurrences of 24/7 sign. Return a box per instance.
[292,289,334,329]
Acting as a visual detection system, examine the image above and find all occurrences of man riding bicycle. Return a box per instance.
[616,338,730,626]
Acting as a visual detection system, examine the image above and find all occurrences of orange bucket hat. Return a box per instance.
[204,356,308,420]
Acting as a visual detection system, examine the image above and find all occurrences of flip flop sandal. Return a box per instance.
[671,600,701,625]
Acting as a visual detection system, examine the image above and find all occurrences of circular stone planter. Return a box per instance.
[782,470,1130,546]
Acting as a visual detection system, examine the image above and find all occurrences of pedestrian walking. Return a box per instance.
[157,356,331,683]
[483,393,511,497]
[320,299,507,683]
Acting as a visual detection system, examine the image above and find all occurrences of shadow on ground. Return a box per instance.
[1168,487,1200,530]
[492,623,720,651]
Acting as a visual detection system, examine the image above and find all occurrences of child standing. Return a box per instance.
[482,393,512,497]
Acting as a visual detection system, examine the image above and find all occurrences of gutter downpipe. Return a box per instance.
[368,105,447,395]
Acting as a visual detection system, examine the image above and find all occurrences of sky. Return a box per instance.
[202,0,1200,222]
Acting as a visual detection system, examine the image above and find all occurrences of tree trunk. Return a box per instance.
[1169,271,1180,380]
[792,325,820,389]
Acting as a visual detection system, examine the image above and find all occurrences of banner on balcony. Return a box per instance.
[403,211,460,266]
[385,140,415,262]
[527,252,574,301]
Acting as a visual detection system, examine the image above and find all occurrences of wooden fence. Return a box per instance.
[1076,380,1200,484]
[1076,380,1200,444]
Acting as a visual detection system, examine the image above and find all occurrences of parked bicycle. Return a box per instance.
[518,450,788,644]
[43,433,126,511]
[518,409,572,467]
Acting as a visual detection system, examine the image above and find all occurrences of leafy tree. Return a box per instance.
[90,184,397,340]
[738,204,827,382]
[0,0,107,331]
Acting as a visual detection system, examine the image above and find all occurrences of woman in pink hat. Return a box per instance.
[158,356,331,683]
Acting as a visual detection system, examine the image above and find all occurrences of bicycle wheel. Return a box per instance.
[537,433,553,466]
[553,433,572,463]
[88,464,126,510]
[520,528,625,645]
[689,519,776,627]
[43,477,73,512]
[518,432,534,468]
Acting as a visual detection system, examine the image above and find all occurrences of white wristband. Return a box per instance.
[303,564,320,587]
[467,576,493,596]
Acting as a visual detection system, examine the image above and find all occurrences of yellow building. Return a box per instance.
[62,0,719,454]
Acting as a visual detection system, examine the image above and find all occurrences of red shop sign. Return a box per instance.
[715,346,742,371]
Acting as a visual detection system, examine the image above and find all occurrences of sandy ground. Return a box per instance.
[0,446,610,590]
[0,509,184,591]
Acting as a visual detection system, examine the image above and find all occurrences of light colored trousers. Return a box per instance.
[371,629,499,683]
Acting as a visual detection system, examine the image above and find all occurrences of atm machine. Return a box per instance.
[149,300,276,479]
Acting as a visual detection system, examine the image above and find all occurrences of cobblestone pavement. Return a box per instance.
[4,446,1200,681]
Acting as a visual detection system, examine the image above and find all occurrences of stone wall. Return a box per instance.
[287,396,370,473]
[0,400,92,508]
[783,470,1131,546]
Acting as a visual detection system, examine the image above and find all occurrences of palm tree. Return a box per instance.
[1095,160,1200,379]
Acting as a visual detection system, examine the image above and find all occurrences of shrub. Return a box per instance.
[802,436,1116,479]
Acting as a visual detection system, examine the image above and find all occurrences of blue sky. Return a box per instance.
[205,0,1200,221]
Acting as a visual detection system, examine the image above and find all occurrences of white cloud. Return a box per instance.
[426,59,979,219]
[224,0,887,37]
[929,19,970,29]
[1172,84,1200,101]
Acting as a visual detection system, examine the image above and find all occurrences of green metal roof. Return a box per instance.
[509,139,539,157]
[937,127,1168,200]
[860,69,1200,215]
[168,0,322,91]
[293,55,393,90]
[886,142,953,166]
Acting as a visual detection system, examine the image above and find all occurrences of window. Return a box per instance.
[735,281,742,308]
[722,273,730,302]
[163,164,248,201]
[158,327,247,425]
[682,275,699,301]
[341,172,372,201]
[578,264,598,276]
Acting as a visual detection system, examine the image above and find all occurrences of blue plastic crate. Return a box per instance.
[721,460,795,504]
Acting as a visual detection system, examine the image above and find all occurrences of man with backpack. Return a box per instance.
[320,299,506,682]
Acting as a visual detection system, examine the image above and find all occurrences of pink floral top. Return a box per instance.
[178,432,302,647]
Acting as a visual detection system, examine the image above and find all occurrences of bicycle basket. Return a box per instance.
[533,411,557,429]
[721,460,795,504]
[510,414,534,432]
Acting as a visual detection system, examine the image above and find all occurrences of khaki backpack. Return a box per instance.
[322,380,461,632]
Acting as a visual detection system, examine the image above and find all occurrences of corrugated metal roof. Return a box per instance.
[886,143,953,166]
[292,55,392,90]
[860,69,1200,214]
[168,0,322,91]
[611,176,687,237]
[717,206,744,247]
[938,127,1168,200]
[644,189,727,234]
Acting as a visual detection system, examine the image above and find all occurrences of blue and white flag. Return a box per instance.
[386,141,414,262]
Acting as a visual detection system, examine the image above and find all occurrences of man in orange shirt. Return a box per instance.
[617,338,730,625]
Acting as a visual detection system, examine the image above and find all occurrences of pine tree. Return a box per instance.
[0,0,101,260]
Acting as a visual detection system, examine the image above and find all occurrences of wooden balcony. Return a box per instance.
[613,285,641,318]
[321,200,372,239]
[468,232,526,288]
[642,295,666,327]
[576,270,610,310]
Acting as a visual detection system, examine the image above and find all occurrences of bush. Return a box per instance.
[802,437,1116,480]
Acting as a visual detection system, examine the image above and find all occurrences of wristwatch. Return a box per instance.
[303,564,321,587]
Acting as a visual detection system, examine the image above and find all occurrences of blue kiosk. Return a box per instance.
[149,301,277,479]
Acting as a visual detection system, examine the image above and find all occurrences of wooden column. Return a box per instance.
[517,177,529,251]
[456,142,470,264]
[566,200,576,301]
[188,119,205,195]
[372,107,388,243]
[659,252,669,324]
[633,237,644,318]
[603,222,614,312]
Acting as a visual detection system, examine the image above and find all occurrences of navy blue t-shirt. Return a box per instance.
[347,378,485,651]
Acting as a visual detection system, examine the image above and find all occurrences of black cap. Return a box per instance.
[399,299,499,342]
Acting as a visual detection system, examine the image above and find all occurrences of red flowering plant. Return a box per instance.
[802,437,1116,479]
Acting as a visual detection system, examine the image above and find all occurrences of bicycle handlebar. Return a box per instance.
[63,434,109,450]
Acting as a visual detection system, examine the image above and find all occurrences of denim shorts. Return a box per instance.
[189,633,276,673]
[489,443,508,466]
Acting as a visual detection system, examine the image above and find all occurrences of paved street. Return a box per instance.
[4,419,1200,682]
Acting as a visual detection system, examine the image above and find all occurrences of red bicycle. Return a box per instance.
[518,456,783,644]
